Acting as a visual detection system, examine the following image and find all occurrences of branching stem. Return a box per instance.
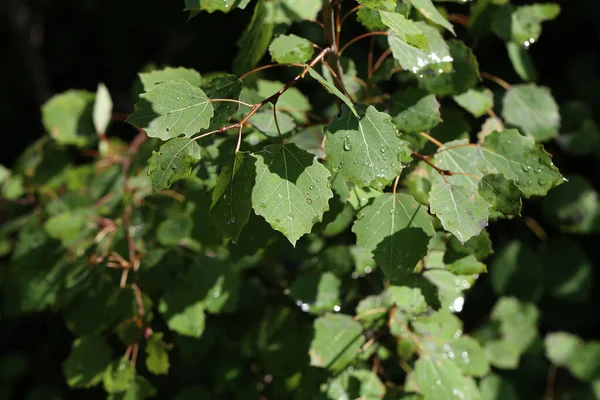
[210,98,254,108]
[339,31,389,55]
[481,71,511,90]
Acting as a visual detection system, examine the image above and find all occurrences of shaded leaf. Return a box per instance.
[160,301,206,338]
[233,0,274,75]
[147,138,201,192]
[390,87,442,133]
[357,0,396,11]
[103,359,135,393]
[184,0,251,14]
[127,80,214,140]
[507,42,538,82]
[289,272,341,315]
[387,286,428,315]
[200,74,243,132]
[327,369,385,400]
[479,375,517,400]
[264,0,322,24]
[210,153,255,240]
[249,109,295,136]
[478,174,523,216]
[309,313,365,373]
[324,104,412,190]
[408,355,480,399]
[502,84,559,142]
[352,193,434,281]
[63,336,111,388]
[251,143,333,245]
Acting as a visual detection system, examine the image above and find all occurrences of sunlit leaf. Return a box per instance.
[269,34,314,64]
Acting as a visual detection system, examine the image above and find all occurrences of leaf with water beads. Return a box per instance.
[379,10,429,50]
[478,174,522,217]
[127,80,214,140]
[407,355,481,399]
[476,129,562,197]
[389,87,442,133]
[251,143,333,246]
[324,104,412,191]
[147,138,201,192]
[429,182,490,244]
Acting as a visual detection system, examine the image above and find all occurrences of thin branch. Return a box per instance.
[481,72,511,90]
[235,126,243,154]
[434,142,477,155]
[367,36,375,79]
[339,31,389,55]
[210,98,254,108]
[412,152,453,178]
[340,4,361,26]
[525,216,548,241]
[447,14,469,26]
[272,103,284,145]
[419,132,443,148]
[545,365,558,400]
[239,63,304,80]
[372,48,392,75]
[323,1,347,94]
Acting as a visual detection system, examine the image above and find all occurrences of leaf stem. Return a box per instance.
[481,72,511,90]
[419,131,443,148]
[340,5,361,27]
[372,48,392,76]
[239,63,305,80]
[434,142,477,155]
[447,14,469,26]
[339,32,389,55]
[272,103,284,145]
[525,216,548,241]
[210,98,254,108]
[412,151,453,177]
[323,1,347,94]
[392,176,400,195]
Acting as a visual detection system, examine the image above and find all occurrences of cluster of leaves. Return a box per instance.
[1,0,599,399]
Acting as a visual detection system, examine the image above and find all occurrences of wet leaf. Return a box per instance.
[147,138,201,192]
[502,84,559,142]
[390,87,442,132]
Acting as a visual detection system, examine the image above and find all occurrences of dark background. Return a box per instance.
[1,0,600,398]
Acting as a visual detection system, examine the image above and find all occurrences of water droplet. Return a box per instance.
[522,165,530,172]
[176,97,180,100]
[380,148,385,153]
[365,266,372,273]
[344,136,352,151]
[527,180,532,185]
[333,305,341,312]
[309,185,314,190]
[436,380,441,386]
[538,179,546,186]
[395,211,399,215]
[389,209,394,214]
[213,291,220,298]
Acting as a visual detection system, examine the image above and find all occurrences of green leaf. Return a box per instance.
[147,138,201,192]
[210,153,255,240]
[387,286,428,315]
[502,84,559,142]
[541,236,593,302]
[103,359,135,393]
[139,67,202,92]
[145,333,171,375]
[388,23,451,74]
[286,125,325,159]
[251,143,333,245]
[63,336,112,388]
[327,369,385,400]
[110,376,156,400]
[478,174,523,217]
[306,66,357,117]
[545,332,581,367]
[447,255,487,275]
[453,88,494,118]
[490,240,544,302]
[507,42,538,82]
[352,193,434,281]
[93,83,112,134]
[447,336,490,377]
[324,104,412,191]
[256,79,311,122]
[357,7,387,31]
[419,40,481,96]
[269,34,314,64]
[493,4,560,45]
[357,0,396,11]
[406,0,456,35]
[160,301,206,338]
[476,129,562,197]
[42,90,96,148]
[380,11,429,50]
[484,340,520,369]
[156,216,193,246]
[390,88,442,133]
[199,74,243,132]
[429,182,490,243]
[309,313,365,373]
[408,355,480,399]
[127,80,214,140]
[479,375,517,400]
[289,272,341,314]
[233,0,274,75]
[541,175,600,234]
[264,0,322,24]
[249,109,295,136]
[184,0,251,14]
